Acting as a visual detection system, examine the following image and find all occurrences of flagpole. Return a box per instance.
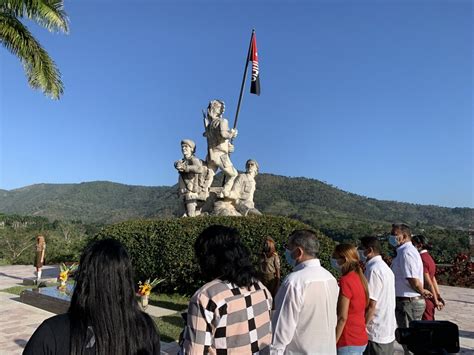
[232,29,255,131]
[222,29,254,188]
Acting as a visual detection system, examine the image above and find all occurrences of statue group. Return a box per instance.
[174,99,262,217]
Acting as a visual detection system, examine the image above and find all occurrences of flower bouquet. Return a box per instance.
[137,278,165,309]
[58,262,78,288]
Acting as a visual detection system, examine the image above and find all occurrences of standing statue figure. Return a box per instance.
[203,100,238,198]
[229,159,262,216]
[174,139,211,217]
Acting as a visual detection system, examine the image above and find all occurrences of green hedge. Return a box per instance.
[96,215,337,294]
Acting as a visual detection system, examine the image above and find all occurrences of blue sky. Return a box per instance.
[1,0,472,208]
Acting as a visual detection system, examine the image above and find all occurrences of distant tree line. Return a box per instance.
[0,213,100,265]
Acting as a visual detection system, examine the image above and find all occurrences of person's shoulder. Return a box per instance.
[255,280,271,294]
[319,265,337,281]
[189,156,202,165]
[43,313,71,329]
[405,245,422,260]
[192,279,229,301]
[286,263,336,284]
[374,258,394,275]
[340,271,354,282]
[421,251,435,261]
[24,313,71,354]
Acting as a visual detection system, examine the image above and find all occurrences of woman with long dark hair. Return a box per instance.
[332,243,369,355]
[179,225,272,354]
[24,238,160,354]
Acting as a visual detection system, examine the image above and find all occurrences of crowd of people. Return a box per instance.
[24,223,444,354]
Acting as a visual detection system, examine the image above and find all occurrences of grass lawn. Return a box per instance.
[0,285,189,343]
[149,293,189,343]
[1,283,56,295]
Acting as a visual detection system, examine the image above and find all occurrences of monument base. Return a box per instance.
[20,286,72,314]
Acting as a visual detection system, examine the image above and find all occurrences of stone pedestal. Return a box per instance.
[20,286,73,314]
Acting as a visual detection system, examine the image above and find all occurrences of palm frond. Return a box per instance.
[0,12,64,98]
[0,0,69,33]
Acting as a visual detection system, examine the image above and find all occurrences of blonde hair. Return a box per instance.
[36,235,46,251]
[334,243,369,307]
[262,237,277,258]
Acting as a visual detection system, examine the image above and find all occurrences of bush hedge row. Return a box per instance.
[96,215,337,294]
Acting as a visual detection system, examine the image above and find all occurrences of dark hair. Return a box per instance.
[392,223,412,240]
[412,235,432,250]
[194,225,257,288]
[69,239,159,354]
[289,229,320,258]
[359,236,382,255]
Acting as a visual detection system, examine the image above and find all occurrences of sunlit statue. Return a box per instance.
[203,100,238,198]
[174,139,211,217]
[229,159,262,216]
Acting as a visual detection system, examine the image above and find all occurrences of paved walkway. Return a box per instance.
[1,265,473,354]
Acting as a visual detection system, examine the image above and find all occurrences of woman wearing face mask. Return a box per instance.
[412,235,445,320]
[332,244,369,355]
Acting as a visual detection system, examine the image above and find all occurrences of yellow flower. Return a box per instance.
[59,271,68,282]
[138,283,152,296]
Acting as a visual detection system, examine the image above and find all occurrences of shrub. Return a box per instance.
[95,215,336,294]
[437,253,474,288]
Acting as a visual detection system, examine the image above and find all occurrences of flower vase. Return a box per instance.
[60,280,66,288]
[141,295,149,310]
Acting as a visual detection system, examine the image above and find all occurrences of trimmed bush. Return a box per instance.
[96,215,336,294]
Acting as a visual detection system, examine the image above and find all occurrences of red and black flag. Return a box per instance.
[250,33,260,96]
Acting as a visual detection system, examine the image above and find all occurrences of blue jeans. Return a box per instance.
[337,345,367,355]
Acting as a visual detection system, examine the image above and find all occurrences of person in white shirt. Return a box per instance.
[358,237,397,355]
[389,223,432,354]
[271,229,339,355]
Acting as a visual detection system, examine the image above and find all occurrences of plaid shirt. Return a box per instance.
[180,279,272,354]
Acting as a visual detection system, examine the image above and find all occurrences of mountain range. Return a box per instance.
[0,174,472,228]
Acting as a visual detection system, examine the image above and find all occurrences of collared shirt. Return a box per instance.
[391,242,424,297]
[364,255,397,344]
[271,258,339,355]
[180,279,272,354]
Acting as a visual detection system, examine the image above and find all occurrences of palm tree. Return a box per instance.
[0,0,69,99]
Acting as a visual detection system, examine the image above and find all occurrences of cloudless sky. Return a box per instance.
[1,0,472,207]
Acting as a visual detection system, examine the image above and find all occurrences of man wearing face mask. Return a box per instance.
[270,229,339,355]
[358,237,396,355]
[389,223,432,354]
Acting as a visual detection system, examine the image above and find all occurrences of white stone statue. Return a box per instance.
[203,100,238,198]
[174,139,211,217]
[229,159,262,216]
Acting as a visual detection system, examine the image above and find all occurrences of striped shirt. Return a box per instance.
[180,279,272,354]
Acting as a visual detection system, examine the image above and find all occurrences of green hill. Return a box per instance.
[0,175,472,228]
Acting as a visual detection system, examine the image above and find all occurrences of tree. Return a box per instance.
[0,226,35,263]
[0,0,69,99]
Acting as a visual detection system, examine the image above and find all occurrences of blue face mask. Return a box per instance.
[285,248,296,267]
[358,250,367,263]
[330,258,341,270]
[389,235,399,248]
